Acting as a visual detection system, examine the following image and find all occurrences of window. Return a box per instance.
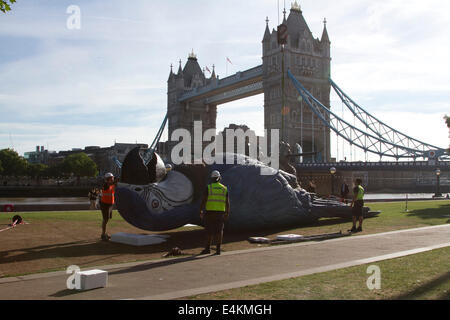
[271,56,278,66]
[301,40,306,51]
[169,115,178,128]
[270,86,281,100]
[270,114,277,125]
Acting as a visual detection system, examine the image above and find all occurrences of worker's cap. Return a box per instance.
[105,173,114,179]
[211,170,221,179]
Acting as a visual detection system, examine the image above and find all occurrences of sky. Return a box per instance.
[0,0,449,161]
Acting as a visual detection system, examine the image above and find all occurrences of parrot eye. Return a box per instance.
[151,199,160,209]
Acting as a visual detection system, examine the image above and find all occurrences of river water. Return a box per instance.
[0,193,447,205]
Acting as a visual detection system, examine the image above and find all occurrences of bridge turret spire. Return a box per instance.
[263,16,271,42]
[321,18,330,44]
[188,49,197,60]
[211,64,216,79]
[168,63,175,81]
[177,59,183,77]
[291,0,301,13]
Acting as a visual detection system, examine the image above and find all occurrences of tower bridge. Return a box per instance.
[166,2,332,162]
[155,1,448,170]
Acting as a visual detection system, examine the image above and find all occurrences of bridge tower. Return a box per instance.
[262,2,331,162]
[167,52,218,157]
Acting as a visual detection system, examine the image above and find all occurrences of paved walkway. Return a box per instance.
[0,225,449,300]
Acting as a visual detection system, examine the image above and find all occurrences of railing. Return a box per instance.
[205,82,263,104]
[296,161,450,170]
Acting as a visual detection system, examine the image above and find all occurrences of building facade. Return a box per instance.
[24,143,148,177]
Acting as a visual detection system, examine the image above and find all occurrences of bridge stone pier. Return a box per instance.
[166,2,331,162]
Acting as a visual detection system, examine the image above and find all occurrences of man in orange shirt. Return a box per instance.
[100,173,117,241]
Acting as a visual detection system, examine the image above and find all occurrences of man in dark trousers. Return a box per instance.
[199,171,230,255]
[340,181,350,204]
[350,178,365,233]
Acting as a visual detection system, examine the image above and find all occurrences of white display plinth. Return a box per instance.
[77,270,108,291]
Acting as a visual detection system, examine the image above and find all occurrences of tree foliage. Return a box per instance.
[27,163,48,179]
[0,149,28,177]
[62,153,98,179]
[0,0,16,13]
[0,159,3,175]
[44,163,64,179]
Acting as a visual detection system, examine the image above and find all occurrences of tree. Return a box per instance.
[27,163,48,184]
[0,149,28,177]
[0,0,16,13]
[44,163,65,179]
[0,159,3,175]
[62,153,98,185]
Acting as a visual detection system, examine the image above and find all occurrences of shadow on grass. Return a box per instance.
[109,254,211,276]
[406,204,450,221]
[393,271,450,300]
[0,229,208,267]
[0,217,355,270]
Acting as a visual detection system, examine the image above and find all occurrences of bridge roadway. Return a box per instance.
[296,161,450,172]
[179,65,263,105]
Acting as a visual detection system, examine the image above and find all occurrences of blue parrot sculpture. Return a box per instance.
[115,148,369,232]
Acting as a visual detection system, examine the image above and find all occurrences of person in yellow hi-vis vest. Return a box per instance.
[350,178,365,233]
[199,171,230,255]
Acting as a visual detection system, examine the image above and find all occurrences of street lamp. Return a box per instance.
[330,167,337,196]
[435,168,442,198]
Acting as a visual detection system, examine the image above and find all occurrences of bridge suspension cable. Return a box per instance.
[287,70,438,160]
[112,113,168,169]
[329,78,448,160]
[143,113,169,165]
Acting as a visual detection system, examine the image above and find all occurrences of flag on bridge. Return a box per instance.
[226,57,233,65]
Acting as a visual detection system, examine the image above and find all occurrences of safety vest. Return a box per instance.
[356,185,365,201]
[101,185,116,205]
[205,182,228,212]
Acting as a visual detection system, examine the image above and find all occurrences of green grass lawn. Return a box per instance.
[189,247,450,300]
[0,201,448,278]
[1,200,448,229]
[363,200,450,231]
